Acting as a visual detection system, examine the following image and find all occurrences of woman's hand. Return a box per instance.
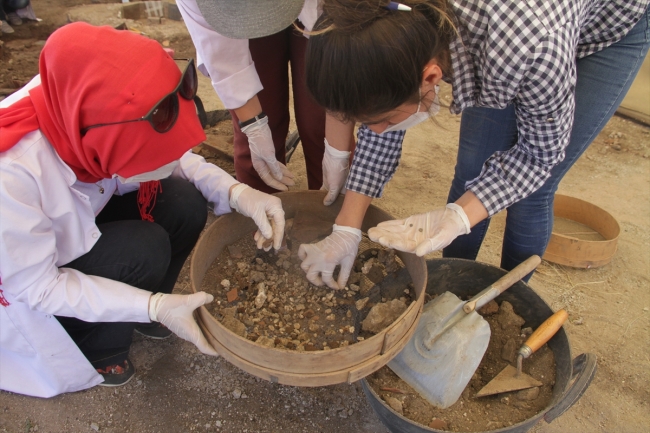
[229,183,286,251]
[298,225,361,290]
[368,204,471,256]
[321,138,350,206]
[241,116,295,191]
[148,292,217,356]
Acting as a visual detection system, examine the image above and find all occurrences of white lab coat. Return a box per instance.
[0,77,238,397]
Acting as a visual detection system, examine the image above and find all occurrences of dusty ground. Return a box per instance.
[1,2,649,433]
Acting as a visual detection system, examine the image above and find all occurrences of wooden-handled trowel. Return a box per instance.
[476,309,569,397]
[388,255,542,409]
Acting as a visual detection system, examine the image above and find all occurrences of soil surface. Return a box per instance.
[367,301,556,432]
[1,2,649,433]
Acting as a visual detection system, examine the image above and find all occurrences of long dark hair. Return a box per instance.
[306,0,456,121]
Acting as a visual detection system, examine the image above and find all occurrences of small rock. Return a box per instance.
[355,297,370,311]
[496,301,526,330]
[611,143,622,151]
[255,283,267,308]
[90,423,99,432]
[255,336,275,347]
[361,258,376,274]
[521,327,533,336]
[222,315,247,337]
[478,300,499,315]
[226,288,239,303]
[515,386,540,401]
[232,388,242,399]
[215,421,222,427]
[501,338,518,363]
[572,317,584,325]
[220,279,231,289]
[384,396,403,415]
[429,418,448,430]
[362,299,407,333]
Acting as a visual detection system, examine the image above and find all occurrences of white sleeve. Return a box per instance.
[175,150,239,215]
[0,164,151,323]
[176,0,263,109]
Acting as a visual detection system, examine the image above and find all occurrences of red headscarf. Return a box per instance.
[0,22,206,219]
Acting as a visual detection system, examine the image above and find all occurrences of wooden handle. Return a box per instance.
[521,309,569,357]
[491,255,542,295]
[463,255,541,313]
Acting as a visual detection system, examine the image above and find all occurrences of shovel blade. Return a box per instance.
[388,293,491,409]
[475,364,543,397]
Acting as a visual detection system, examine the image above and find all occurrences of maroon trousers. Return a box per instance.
[229,26,326,194]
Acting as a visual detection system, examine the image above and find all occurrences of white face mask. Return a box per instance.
[115,160,179,184]
[382,86,440,134]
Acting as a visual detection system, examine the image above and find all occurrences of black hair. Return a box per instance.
[305,0,456,121]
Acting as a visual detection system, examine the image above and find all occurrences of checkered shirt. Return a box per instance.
[346,0,649,215]
[346,126,406,198]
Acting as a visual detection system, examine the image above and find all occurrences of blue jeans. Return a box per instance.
[443,7,650,280]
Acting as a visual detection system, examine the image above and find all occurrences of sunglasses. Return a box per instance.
[80,58,198,136]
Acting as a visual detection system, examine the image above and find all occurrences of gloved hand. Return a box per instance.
[230,183,285,251]
[241,115,295,191]
[298,225,361,290]
[321,138,350,206]
[148,292,217,356]
[368,203,471,256]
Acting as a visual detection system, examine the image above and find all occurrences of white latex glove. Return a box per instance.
[298,224,361,290]
[321,138,350,206]
[241,115,295,191]
[230,183,286,251]
[368,203,471,257]
[148,292,217,356]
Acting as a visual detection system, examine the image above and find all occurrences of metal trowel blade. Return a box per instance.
[475,364,543,397]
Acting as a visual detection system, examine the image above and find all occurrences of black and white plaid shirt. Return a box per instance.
[346,0,649,215]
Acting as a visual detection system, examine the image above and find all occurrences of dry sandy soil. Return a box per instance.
[1,2,649,432]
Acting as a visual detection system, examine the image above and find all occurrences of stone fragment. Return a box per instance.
[384,396,403,415]
[515,386,540,401]
[232,388,242,399]
[220,279,231,289]
[355,297,370,311]
[478,299,499,315]
[366,264,385,284]
[429,418,448,430]
[222,307,237,318]
[255,336,275,348]
[496,301,526,330]
[255,283,267,308]
[226,288,239,303]
[362,299,407,333]
[249,271,265,284]
[222,315,246,337]
[501,337,518,363]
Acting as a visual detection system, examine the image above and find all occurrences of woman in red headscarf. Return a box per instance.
[0,22,285,397]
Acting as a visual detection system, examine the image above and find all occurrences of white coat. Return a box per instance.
[0,76,238,397]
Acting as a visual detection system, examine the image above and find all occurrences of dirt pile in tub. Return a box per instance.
[367,301,556,432]
[199,212,415,351]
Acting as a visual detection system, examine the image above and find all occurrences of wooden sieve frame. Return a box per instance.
[190,191,426,387]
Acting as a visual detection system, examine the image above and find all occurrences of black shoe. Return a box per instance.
[97,359,135,387]
[135,322,173,340]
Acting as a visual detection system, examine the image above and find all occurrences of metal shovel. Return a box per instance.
[387,255,542,409]
[476,309,569,397]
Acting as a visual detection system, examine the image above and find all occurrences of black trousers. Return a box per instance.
[56,178,207,369]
